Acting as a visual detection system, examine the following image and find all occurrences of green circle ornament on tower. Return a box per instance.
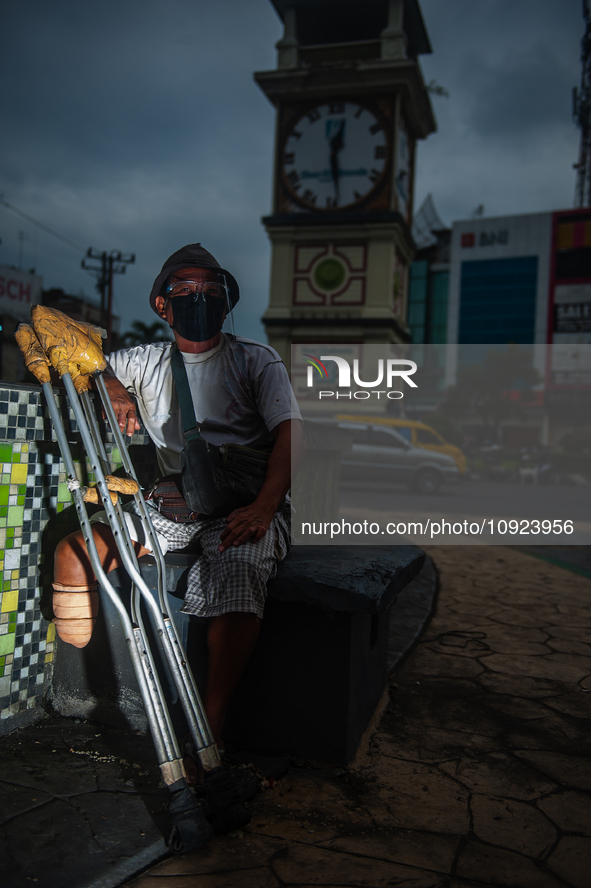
[313,257,346,291]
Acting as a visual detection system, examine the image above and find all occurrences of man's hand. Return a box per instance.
[101,374,140,437]
[217,419,305,553]
[218,500,276,552]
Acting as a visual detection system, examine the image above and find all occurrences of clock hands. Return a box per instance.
[329,120,345,205]
[283,103,387,209]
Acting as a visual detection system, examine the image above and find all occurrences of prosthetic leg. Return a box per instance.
[16,312,251,852]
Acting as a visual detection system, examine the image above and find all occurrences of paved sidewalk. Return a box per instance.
[0,718,168,888]
[0,556,436,888]
[127,546,591,888]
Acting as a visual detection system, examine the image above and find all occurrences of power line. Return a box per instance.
[0,195,135,345]
[0,196,87,253]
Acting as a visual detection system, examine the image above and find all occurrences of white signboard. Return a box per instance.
[0,265,42,323]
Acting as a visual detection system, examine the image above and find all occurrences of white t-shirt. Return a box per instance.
[107,335,302,475]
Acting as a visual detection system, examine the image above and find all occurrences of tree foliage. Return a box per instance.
[110,320,172,351]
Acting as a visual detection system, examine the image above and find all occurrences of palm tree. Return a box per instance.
[110,320,173,351]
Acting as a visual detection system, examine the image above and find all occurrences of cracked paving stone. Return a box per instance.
[471,626,552,644]
[447,882,507,888]
[425,636,490,654]
[479,640,552,656]
[375,727,499,762]
[544,651,591,670]
[1,797,114,888]
[147,834,289,876]
[455,838,567,888]
[70,790,162,854]
[131,867,280,888]
[477,672,567,698]
[0,780,53,826]
[270,842,445,886]
[485,609,559,629]
[254,815,339,844]
[512,751,591,791]
[546,637,591,656]
[438,602,503,618]
[554,604,591,621]
[319,829,460,873]
[479,653,589,684]
[546,837,591,888]
[439,754,557,800]
[543,625,591,642]
[481,693,556,720]
[470,794,557,857]
[426,616,496,634]
[401,678,480,698]
[399,647,485,679]
[540,691,591,720]
[0,750,98,797]
[502,721,590,754]
[369,759,470,833]
[388,692,504,739]
[537,791,591,833]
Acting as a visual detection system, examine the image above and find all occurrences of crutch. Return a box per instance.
[16,315,247,849]
[88,366,254,833]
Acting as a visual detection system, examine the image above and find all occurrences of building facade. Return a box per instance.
[447,208,591,346]
[0,266,43,383]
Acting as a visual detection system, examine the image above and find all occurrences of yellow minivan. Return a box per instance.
[337,416,466,473]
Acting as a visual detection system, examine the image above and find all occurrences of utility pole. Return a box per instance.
[573,0,591,207]
[81,248,135,349]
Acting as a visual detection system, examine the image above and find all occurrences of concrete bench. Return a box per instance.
[51,545,425,765]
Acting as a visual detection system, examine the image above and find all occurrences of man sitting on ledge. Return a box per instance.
[53,243,304,755]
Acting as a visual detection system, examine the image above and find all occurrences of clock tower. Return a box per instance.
[255,0,436,364]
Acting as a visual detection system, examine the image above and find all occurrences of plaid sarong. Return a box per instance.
[92,501,291,619]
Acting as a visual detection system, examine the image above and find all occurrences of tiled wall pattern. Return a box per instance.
[0,383,150,730]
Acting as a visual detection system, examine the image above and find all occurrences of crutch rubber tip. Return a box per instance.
[167,780,214,853]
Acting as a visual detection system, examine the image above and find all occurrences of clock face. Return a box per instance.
[282,101,389,211]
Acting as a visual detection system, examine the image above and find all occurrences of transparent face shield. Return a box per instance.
[164,272,235,342]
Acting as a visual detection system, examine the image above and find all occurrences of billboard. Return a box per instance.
[0,265,43,323]
[549,209,591,344]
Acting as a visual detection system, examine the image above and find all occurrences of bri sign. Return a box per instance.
[304,353,418,400]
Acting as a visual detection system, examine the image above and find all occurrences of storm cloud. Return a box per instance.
[0,0,584,341]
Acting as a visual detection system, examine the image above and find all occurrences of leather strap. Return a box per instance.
[170,346,201,442]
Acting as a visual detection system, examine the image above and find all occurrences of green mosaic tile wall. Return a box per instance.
[0,383,147,729]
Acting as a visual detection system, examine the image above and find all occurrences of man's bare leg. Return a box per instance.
[204,612,262,746]
[53,526,150,646]
[54,524,151,585]
[55,532,259,757]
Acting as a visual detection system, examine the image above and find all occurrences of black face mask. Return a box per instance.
[168,292,226,342]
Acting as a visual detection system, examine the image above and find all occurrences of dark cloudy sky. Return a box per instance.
[0,0,584,342]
